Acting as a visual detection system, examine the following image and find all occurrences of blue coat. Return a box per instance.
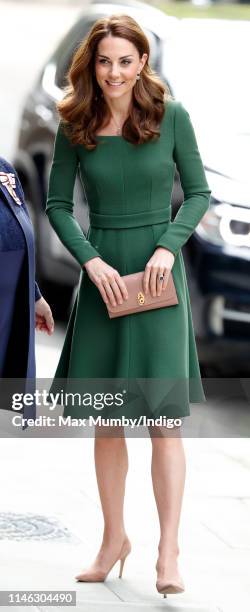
[0,157,41,427]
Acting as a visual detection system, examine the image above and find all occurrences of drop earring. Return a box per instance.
[136,73,141,80]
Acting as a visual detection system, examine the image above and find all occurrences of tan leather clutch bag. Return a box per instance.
[106,270,178,318]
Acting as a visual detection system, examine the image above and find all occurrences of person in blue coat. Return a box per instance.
[0,157,54,425]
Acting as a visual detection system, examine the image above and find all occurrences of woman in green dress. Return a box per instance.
[46,14,211,597]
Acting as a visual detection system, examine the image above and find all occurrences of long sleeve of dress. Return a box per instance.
[155,101,212,257]
[45,123,102,267]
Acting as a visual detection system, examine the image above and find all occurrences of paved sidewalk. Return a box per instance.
[0,434,250,611]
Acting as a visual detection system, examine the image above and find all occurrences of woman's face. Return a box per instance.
[95,34,147,101]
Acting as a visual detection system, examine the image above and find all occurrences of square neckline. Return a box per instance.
[95,100,171,139]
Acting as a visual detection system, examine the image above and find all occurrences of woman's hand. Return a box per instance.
[143,247,175,297]
[84,257,129,307]
[35,297,54,335]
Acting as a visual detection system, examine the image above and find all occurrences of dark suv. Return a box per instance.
[13,1,250,374]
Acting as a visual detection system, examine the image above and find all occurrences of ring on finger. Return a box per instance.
[158,270,166,282]
[161,270,169,291]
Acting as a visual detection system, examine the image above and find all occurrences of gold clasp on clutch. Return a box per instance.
[137,291,145,305]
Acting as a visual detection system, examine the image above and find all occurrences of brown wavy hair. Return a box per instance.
[57,14,173,150]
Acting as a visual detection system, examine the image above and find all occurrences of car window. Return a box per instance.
[54,15,160,89]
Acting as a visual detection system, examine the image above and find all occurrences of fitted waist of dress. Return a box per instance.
[89,207,171,229]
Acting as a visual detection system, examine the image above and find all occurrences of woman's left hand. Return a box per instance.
[143,247,175,297]
[35,297,54,335]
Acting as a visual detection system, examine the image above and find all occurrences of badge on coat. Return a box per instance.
[0,171,22,206]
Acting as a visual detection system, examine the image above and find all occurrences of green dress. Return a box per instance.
[46,99,211,420]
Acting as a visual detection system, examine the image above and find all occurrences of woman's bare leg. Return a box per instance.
[95,425,129,541]
[149,427,186,585]
[76,426,131,580]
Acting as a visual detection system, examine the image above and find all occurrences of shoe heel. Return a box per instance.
[163,594,167,598]
[119,554,128,578]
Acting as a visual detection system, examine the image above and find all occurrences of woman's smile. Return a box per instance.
[105,80,125,87]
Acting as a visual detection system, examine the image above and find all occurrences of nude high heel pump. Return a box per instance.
[156,563,185,598]
[75,537,132,582]
[156,579,185,598]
